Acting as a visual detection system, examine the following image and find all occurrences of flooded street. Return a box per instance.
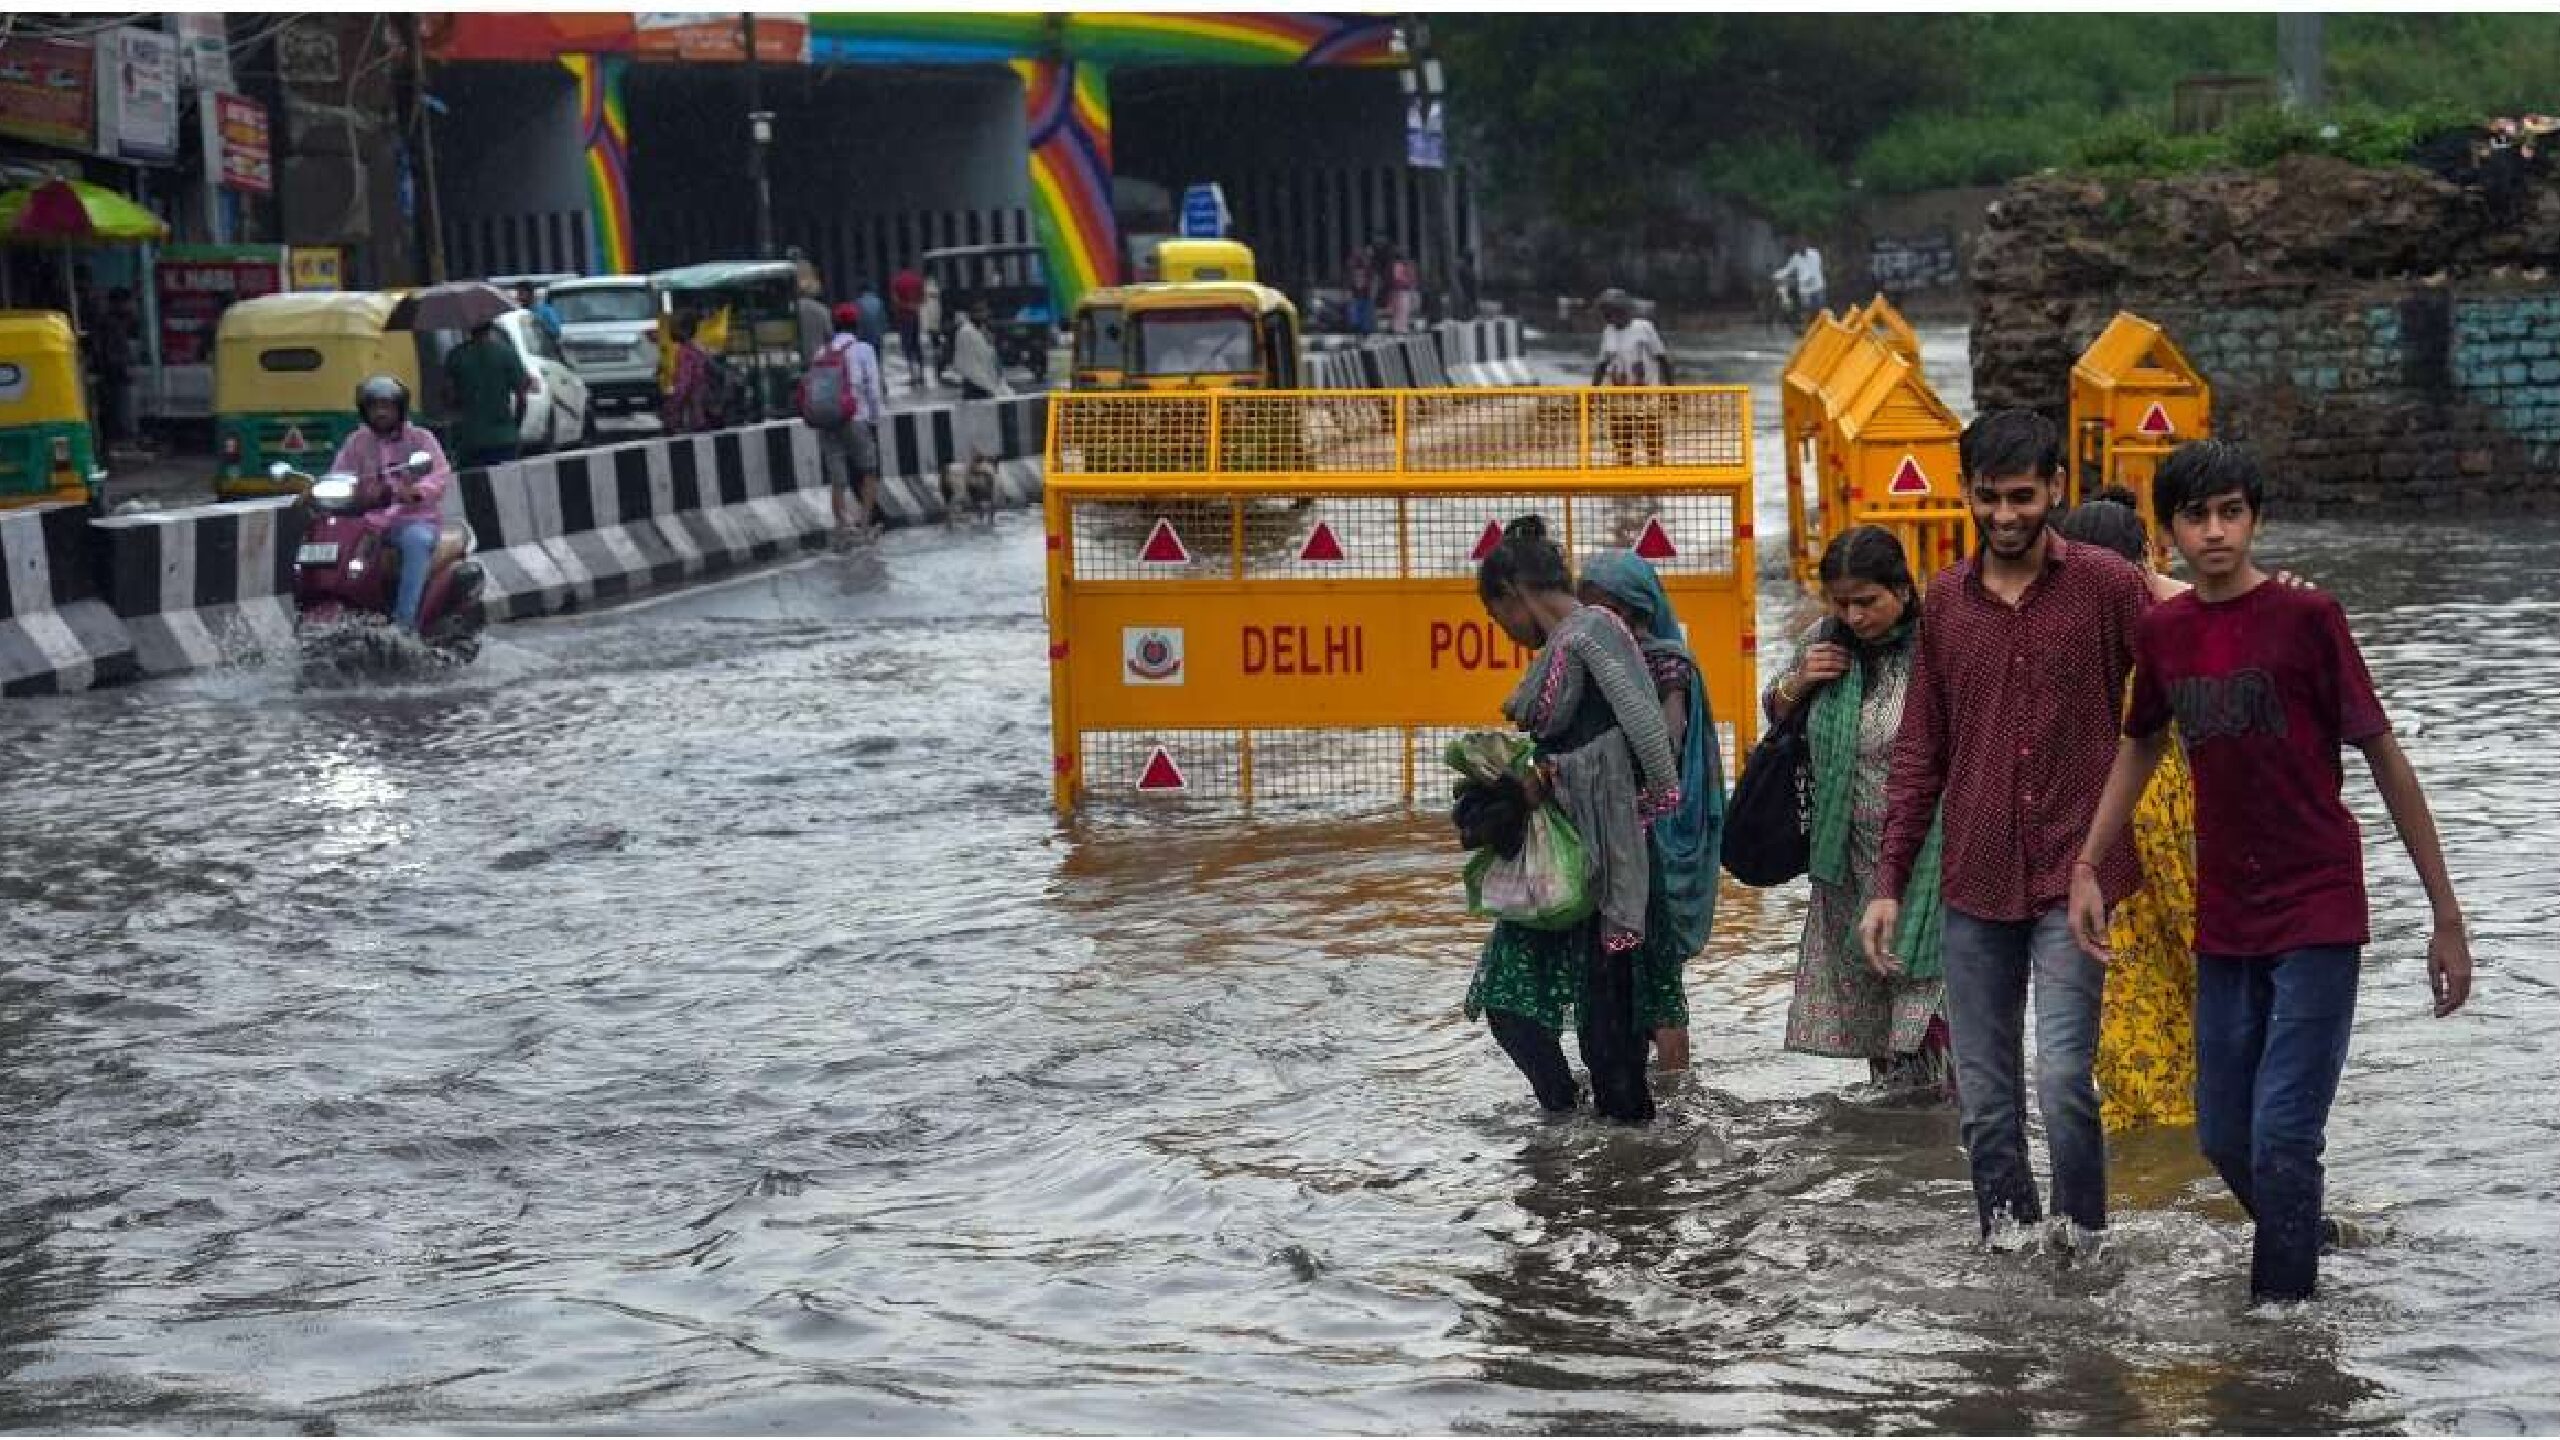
[4,327,2556,1434]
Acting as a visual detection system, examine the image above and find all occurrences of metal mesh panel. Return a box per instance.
[1239,495,1409,581]
[1398,493,1578,578]
[1076,723,1744,812]
[1589,390,1749,470]
[1402,390,1588,472]
[1069,496,1241,581]
[1564,492,1741,577]
[1052,396,1214,476]
[1218,392,1396,474]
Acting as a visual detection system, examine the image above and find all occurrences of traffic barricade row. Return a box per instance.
[1043,387,1756,812]
[1781,298,1971,588]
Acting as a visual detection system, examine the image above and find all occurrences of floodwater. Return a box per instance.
[3,327,2555,1434]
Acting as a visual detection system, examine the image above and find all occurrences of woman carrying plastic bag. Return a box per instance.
[1458,517,1683,1124]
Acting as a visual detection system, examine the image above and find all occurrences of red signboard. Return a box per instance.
[213,94,272,194]
[0,37,97,152]
[154,247,285,367]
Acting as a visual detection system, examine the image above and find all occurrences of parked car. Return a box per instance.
[494,310,592,453]
[546,274,661,416]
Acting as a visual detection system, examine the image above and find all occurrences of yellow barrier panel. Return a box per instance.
[1857,293,1924,371]
[1045,388,1756,812]
[2070,311,2212,560]
[1785,324,1972,591]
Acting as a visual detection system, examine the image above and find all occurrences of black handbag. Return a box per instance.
[1720,700,1813,887]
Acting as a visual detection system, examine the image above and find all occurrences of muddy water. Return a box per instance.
[2,328,2553,1433]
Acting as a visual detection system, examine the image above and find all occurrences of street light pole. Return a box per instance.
[1400,18,1469,321]
[743,11,774,259]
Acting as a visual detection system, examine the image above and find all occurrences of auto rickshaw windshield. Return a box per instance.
[1136,310,1255,376]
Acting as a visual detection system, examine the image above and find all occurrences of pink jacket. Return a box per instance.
[328,422,454,533]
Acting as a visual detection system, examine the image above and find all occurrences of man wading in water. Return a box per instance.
[1462,517,1683,1123]
[1859,409,2152,1255]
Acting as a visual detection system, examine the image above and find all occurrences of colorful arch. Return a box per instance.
[559,52,633,275]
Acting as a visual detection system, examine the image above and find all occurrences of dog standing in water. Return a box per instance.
[940,457,998,527]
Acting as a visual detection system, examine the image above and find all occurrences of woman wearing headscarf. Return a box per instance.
[1577,548,1727,1071]
[1463,517,1684,1123]
[1767,526,1951,1099]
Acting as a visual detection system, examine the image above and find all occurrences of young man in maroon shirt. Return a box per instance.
[1860,409,2153,1253]
[2070,439,2472,1303]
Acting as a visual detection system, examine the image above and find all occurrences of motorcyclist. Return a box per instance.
[325,375,455,632]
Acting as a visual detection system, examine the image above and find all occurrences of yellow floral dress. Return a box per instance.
[2095,722,2199,1132]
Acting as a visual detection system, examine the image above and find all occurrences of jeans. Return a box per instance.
[388,520,439,631]
[2194,946,2360,1301]
[1941,905,2108,1235]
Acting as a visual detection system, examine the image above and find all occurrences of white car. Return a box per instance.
[494,310,593,454]
[545,275,661,417]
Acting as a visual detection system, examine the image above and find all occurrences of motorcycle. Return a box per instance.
[272,452,488,674]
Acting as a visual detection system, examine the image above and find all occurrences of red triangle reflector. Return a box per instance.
[2138,401,2175,436]
[281,426,309,454]
[1469,519,1504,562]
[1299,520,1345,563]
[1633,516,1678,561]
[1139,518,1191,565]
[1889,454,1931,496]
[1135,746,1187,792]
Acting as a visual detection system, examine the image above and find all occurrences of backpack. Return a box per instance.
[795,345,857,431]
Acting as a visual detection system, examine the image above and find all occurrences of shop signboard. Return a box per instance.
[635,13,810,63]
[201,92,272,194]
[289,247,344,292]
[0,37,98,152]
[172,14,237,95]
[155,244,285,367]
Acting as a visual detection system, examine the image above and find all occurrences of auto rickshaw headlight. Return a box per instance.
[49,436,71,468]
[220,433,241,462]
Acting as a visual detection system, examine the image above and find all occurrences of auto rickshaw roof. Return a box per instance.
[1120,281,1294,316]
[651,260,800,292]
[0,309,78,350]
[215,290,403,340]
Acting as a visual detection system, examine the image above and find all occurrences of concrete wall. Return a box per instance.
[2148,287,2560,512]
[433,65,597,278]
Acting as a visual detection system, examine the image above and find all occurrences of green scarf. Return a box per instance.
[1806,622,1944,981]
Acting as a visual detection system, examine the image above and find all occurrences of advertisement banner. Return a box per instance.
[635,13,809,64]
[0,37,97,152]
[204,93,272,194]
[154,245,285,367]
[104,26,181,163]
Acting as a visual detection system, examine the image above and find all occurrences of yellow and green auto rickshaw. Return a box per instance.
[0,309,104,509]
[213,291,429,499]
[1069,286,1128,390]
[651,260,804,423]
[1120,281,1300,391]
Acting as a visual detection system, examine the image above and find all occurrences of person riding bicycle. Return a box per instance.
[325,375,455,633]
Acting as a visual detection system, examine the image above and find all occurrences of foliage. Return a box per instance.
[1436,13,2560,225]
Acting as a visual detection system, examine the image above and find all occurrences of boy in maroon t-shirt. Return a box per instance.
[2069,439,2473,1304]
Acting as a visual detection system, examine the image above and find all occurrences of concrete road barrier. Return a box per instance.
[92,497,303,678]
[873,393,1047,529]
[0,502,137,696]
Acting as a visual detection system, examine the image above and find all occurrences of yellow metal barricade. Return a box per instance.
[1816,330,1971,582]
[1856,292,1923,371]
[1045,387,1756,812]
[1781,313,1861,586]
[2070,311,2212,557]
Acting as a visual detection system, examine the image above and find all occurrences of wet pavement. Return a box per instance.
[3,326,2554,1433]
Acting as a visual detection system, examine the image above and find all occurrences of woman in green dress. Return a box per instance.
[1463,517,1684,1122]
[1577,548,1727,1071]
[1766,526,1952,1099]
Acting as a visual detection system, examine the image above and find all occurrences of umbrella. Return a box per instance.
[0,178,170,327]
[388,281,515,333]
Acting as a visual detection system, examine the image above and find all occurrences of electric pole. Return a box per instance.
[407,13,447,282]
[743,11,774,259]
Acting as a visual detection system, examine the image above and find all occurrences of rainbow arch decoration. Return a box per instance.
[559,52,634,275]
[437,13,1401,310]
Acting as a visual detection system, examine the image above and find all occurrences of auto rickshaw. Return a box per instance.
[1120,282,1300,391]
[651,260,804,423]
[924,243,1055,383]
[213,291,430,499]
[1069,286,1127,390]
[0,309,104,509]
[1155,238,1256,283]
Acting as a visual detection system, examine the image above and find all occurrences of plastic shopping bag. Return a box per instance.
[1462,800,1595,930]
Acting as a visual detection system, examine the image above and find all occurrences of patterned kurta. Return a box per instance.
[2095,721,2199,1131]
[1784,640,1946,1059]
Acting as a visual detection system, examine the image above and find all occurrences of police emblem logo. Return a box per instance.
[1122,627,1184,685]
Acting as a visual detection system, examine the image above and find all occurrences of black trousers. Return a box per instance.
[1487,934,1654,1124]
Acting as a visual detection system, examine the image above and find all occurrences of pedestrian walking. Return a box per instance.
[663,310,722,435]
[1388,249,1420,334]
[948,300,1007,515]
[1858,408,2153,1255]
[889,264,928,388]
[1578,549,1728,1073]
[1463,516,1683,1123]
[1347,244,1377,335]
[2071,440,2473,1304]
[802,302,887,546]
[1773,238,1828,319]
[442,319,528,468]
[515,281,563,341]
[2055,498,2202,1133]
[1591,288,1672,467]
[1770,527,1954,1101]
